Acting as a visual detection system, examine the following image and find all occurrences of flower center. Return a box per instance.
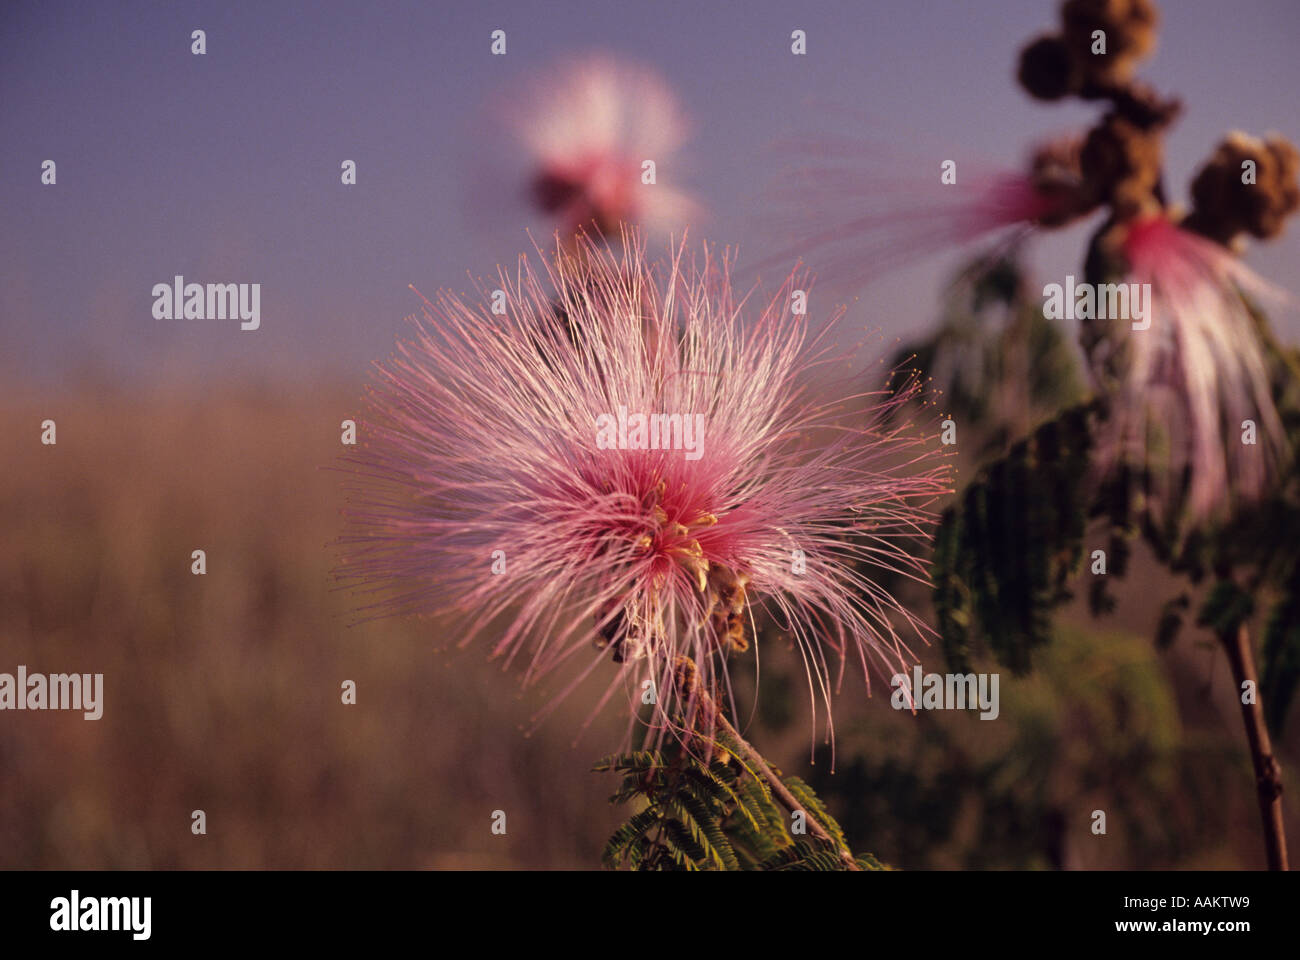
[593,478,751,661]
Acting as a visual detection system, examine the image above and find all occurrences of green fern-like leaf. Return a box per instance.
[1196,580,1254,639]
[758,838,856,872]
[1261,568,1300,736]
[784,775,848,850]
[596,744,887,871]
[602,807,664,869]
[932,401,1100,673]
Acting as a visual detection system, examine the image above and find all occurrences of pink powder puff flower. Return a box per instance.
[337,231,951,750]
[752,131,1094,290]
[1092,214,1286,521]
[504,55,698,238]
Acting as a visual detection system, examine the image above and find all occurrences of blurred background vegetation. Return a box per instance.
[1,318,1294,868]
[4,0,1299,873]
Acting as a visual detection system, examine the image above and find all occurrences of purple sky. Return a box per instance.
[3,0,1297,387]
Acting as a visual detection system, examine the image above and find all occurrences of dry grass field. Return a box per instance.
[1,378,1295,868]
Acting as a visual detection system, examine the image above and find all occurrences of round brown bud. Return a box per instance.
[673,655,698,698]
[1061,0,1158,86]
[1187,132,1300,244]
[1018,34,1076,101]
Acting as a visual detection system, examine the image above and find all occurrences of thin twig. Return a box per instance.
[1219,623,1289,870]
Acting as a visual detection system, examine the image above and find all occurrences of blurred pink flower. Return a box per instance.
[1096,214,1285,520]
[338,232,950,747]
[505,55,698,237]
[752,130,1090,289]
